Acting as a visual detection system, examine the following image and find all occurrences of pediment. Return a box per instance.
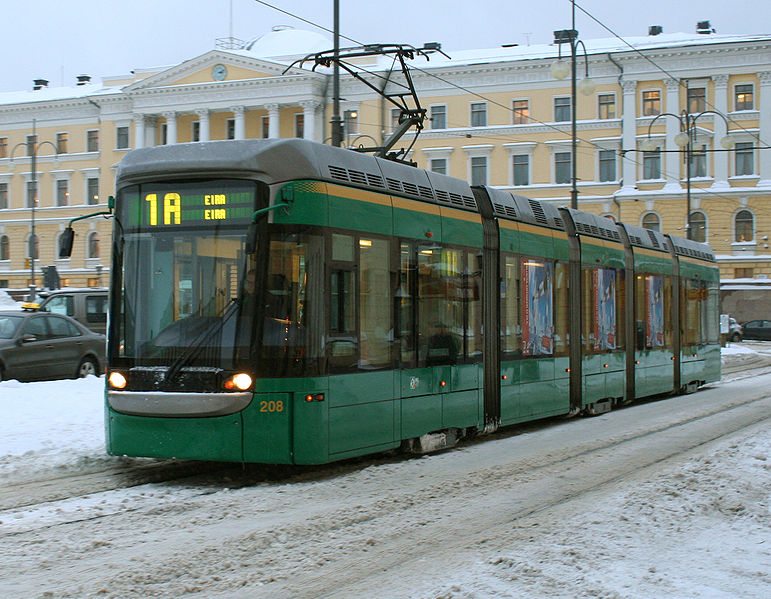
[123,50,309,92]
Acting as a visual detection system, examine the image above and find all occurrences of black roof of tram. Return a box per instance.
[116,139,477,212]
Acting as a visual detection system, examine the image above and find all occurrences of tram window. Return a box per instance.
[705,282,719,343]
[521,257,555,356]
[465,251,483,360]
[554,262,569,357]
[682,279,705,346]
[582,267,619,353]
[635,274,674,350]
[359,238,391,369]
[501,254,521,355]
[418,245,462,366]
[398,243,415,365]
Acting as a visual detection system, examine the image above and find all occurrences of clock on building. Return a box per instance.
[212,64,228,81]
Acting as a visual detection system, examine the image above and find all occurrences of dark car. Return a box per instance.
[740,320,771,341]
[0,310,105,381]
[32,288,108,335]
[728,317,743,342]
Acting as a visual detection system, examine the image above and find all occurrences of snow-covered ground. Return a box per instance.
[0,345,768,598]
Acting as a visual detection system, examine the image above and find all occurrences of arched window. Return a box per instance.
[26,233,39,259]
[735,210,754,242]
[601,213,616,222]
[0,235,8,261]
[87,231,100,259]
[690,211,707,243]
[641,212,661,233]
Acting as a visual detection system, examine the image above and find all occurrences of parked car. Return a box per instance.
[0,310,105,381]
[728,317,743,342]
[33,288,108,334]
[740,319,771,341]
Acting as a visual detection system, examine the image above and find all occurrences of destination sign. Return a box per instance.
[120,181,256,228]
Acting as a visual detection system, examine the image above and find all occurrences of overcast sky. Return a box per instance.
[2,0,767,93]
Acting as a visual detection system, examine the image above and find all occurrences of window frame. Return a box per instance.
[641,89,661,117]
[734,142,755,176]
[687,86,707,114]
[512,99,529,125]
[86,129,99,153]
[597,93,616,119]
[116,126,130,150]
[554,96,571,122]
[641,212,661,233]
[554,151,571,184]
[734,83,754,111]
[430,104,447,129]
[470,102,487,127]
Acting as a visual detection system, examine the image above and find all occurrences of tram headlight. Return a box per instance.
[108,371,127,390]
[224,373,253,391]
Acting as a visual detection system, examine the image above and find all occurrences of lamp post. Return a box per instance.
[8,119,59,301]
[551,0,595,210]
[643,110,734,240]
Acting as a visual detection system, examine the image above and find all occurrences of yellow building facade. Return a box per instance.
[0,26,769,303]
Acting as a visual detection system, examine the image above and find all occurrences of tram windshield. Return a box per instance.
[112,180,259,370]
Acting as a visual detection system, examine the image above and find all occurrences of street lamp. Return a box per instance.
[551,0,594,210]
[8,119,59,301]
[643,110,735,240]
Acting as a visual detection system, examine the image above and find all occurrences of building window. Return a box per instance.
[87,178,99,205]
[390,108,402,132]
[734,84,754,111]
[470,156,487,185]
[642,90,661,116]
[26,180,37,208]
[0,236,8,261]
[192,121,200,142]
[687,87,706,114]
[27,233,39,259]
[86,130,99,152]
[430,105,447,129]
[689,144,707,178]
[470,103,487,127]
[226,119,236,140]
[554,97,571,122]
[56,133,68,154]
[116,126,130,149]
[0,183,7,209]
[343,109,359,135]
[598,94,616,119]
[734,209,754,242]
[735,142,755,176]
[512,100,529,124]
[0,137,7,158]
[690,211,707,243]
[430,158,447,175]
[555,152,571,184]
[512,154,529,186]
[734,267,754,279]
[599,150,616,182]
[261,116,270,139]
[641,213,661,233]
[26,134,37,156]
[160,124,168,145]
[87,232,100,259]
[56,179,69,207]
[643,149,661,179]
[294,114,304,138]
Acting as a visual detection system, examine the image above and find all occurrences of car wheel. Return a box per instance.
[731,333,741,342]
[77,357,98,378]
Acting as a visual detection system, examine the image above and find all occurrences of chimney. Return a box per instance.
[76,74,91,86]
[696,21,715,34]
[33,78,49,91]
[648,25,663,36]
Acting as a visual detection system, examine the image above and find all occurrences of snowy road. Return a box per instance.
[0,355,769,598]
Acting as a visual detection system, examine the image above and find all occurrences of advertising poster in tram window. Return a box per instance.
[594,268,616,350]
[521,260,554,356]
[646,275,665,347]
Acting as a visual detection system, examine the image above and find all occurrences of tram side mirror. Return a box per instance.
[59,227,75,258]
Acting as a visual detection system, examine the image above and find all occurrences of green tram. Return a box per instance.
[105,139,720,464]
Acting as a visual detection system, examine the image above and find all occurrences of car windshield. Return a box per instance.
[0,315,23,339]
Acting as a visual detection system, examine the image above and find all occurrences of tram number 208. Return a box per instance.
[260,400,285,413]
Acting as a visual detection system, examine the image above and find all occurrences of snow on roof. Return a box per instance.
[243,25,332,60]
[0,82,118,106]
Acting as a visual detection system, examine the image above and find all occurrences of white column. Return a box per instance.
[663,78,681,191]
[162,111,177,145]
[133,114,145,150]
[711,74,730,188]
[299,101,319,142]
[620,79,637,191]
[196,109,210,142]
[266,103,280,139]
[758,71,771,186]
[145,116,157,148]
[231,106,246,140]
